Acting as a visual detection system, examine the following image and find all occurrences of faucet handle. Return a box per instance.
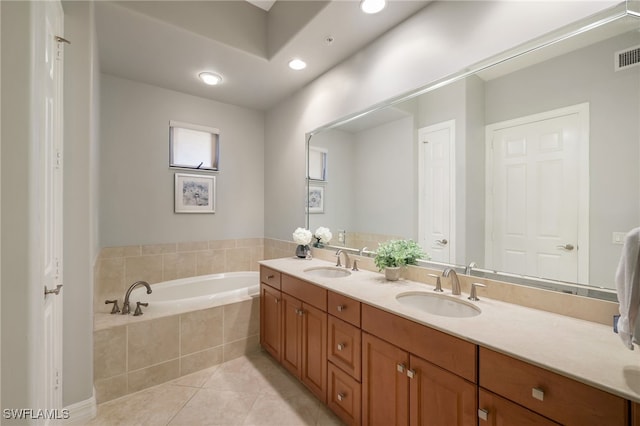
[428,274,443,292]
[134,302,149,316]
[105,299,120,314]
[468,282,486,301]
[352,260,359,271]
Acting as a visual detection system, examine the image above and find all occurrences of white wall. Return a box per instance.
[62,0,98,407]
[265,1,618,242]
[100,74,265,247]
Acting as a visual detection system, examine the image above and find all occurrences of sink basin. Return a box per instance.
[396,292,481,318]
[304,266,352,278]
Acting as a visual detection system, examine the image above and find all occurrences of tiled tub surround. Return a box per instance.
[94,297,260,403]
[93,238,265,404]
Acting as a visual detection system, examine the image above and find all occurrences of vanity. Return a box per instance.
[259,258,640,426]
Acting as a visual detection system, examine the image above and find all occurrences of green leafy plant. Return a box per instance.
[374,239,428,271]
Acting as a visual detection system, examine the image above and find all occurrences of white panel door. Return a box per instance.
[486,105,588,283]
[419,121,455,263]
[35,0,65,416]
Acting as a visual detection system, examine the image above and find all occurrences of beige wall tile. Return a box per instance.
[100,245,142,259]
[180,307,224,355]
[223,299,259,343]
[94,258,125,312]
[163,252,197,281]
[142,243,177,255]
[125,255,163,285]
[94,326,127,380]
[196,249,225,275]
[94,374,128,404]
[236,238,263,248]
[226,247,252,272]
[127,359,180,393]
[209,239,236,250]
[223,335,260,362]
[177,241,209,252]
[180,347,224,376]
[128,316,180,371]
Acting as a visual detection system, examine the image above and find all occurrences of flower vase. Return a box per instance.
[295,245,310,258]
[384,266,402,281]
[313,238,324,248]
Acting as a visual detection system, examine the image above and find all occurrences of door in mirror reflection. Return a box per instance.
[486,104,588,283]
[419,121,455,263]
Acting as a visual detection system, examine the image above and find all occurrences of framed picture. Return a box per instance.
[175,173,216,213]
[307,185,325,214]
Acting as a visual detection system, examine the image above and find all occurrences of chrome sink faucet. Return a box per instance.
[442,268,461,295]
[122,280,152,315]
[335,249,351,269]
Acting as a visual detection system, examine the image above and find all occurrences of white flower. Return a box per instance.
[292,227,312,245]
[314,227,332,244]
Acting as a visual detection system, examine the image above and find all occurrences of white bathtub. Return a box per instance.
[129,271,260,314]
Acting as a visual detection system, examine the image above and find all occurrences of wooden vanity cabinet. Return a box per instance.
[479,347,628,426]
[361,305,477,426]
[259,283,282,361]
[633,402,640,426]
[270,272,328,403]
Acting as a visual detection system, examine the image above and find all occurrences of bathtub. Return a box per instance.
[129,271,260,314]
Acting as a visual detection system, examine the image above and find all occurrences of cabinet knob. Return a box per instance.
[396,363,406,373]
[478,408,489,421]
[267,274,275,279]
[337,343,345,351]
[532,387,545,401]
[337,392,346,402]
[407,369,416,379]
[337,304,346,312]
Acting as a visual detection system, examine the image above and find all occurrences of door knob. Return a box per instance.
[435,239,448,245]
[556,244,575,251]
[44,284,63,296]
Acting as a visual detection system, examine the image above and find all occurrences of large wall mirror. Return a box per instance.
[306,6,640,301]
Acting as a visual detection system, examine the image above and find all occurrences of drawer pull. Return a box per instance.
[274,298,280,304]
[337,304,346,312]
[337,392,346,402]
[532,387,545,401]
[295,308,304,316]
[407,369,416,379]
[478,408,489,421]
[397,363,406,373]
[337,343,345,351]
[267,274,275,279]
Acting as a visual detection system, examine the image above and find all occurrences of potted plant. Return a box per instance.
[374,239,427,281]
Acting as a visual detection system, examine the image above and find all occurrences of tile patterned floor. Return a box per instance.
[84,351,345,426]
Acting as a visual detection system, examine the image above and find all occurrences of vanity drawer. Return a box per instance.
[478,388,560,425]
[362,304,476,382]
[479,347,628,426]
[281,274,327,311]
[328,362,361,426]
[260,266,281,290]
[328,291,361,327]
[328,315,361,381]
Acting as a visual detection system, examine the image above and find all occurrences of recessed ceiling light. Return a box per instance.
[360,0,386,14]
[199,72,222,85]
[288,59,307,71]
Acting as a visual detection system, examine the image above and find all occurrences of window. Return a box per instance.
[169,121,220,171]
[308,147,327,181]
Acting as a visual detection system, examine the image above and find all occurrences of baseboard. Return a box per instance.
[63,388,97,425]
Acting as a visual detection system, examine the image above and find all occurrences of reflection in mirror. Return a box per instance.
[307,12,640,300]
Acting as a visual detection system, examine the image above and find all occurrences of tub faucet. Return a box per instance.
[335,249,351,269]
[465,262,477,275]
[122,281,152,315]
[442,268,461,295]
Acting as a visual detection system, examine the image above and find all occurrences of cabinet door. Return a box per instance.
[301,302,327,403]
[328,362,362,426]
[362,333,409,426]
[260,283,282,361]
[479,389,560,426]
[409,355,476,426]
[634,402,640,426]
[281,292,303,377]
[328,315,361,381]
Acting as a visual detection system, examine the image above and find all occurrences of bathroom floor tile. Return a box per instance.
[87,351,344,426]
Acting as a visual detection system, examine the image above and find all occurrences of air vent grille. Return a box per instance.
[615,45,640,71]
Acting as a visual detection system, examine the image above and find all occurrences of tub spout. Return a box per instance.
[122,281,152,315]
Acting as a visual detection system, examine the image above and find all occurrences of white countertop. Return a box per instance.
[260,257,640,403]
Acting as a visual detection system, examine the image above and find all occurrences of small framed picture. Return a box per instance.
[175,173,216,213]
[307,185,325,214]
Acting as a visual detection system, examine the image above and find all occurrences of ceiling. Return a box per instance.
[95,0,431,111]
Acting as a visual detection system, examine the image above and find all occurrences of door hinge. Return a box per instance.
[55,150,62,168]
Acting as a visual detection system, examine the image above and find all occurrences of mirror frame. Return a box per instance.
[305,3,640,302]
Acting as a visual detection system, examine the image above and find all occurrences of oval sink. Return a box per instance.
[304,266,352,278]
[396,292,481,318]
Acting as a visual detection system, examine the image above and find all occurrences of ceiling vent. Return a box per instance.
[615,45,640,71]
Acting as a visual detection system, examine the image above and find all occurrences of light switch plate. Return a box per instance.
[613,232,626,245]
